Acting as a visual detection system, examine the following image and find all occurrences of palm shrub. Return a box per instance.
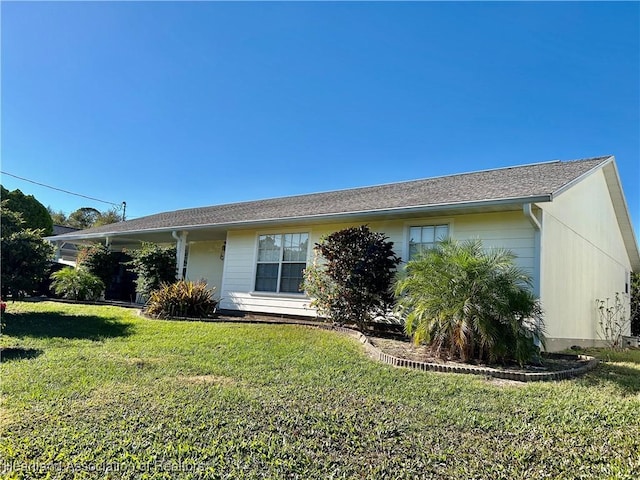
[50,267,105,301]
[394,239,544,366]
[146,280,218,319]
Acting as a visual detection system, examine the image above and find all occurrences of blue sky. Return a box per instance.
[2,1,638,235]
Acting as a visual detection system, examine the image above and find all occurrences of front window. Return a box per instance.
[408,224,449,259]
[255,233,309,293]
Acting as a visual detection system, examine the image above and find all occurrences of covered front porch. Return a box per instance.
[49,225,230,302]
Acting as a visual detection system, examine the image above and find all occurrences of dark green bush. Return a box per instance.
[145,280,217,319]
[78,243,120,287]
[303,225,400,331]
[1,201,54,298]
[126,242,176,298]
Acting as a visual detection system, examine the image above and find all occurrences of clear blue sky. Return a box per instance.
[2,1,638,235]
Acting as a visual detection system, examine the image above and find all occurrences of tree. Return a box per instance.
[47,207,68,226]
[49,206,122,229]
[303,225,401,331]
[1,200,24,237]
[1,202,54,298]
[126,242,177,298]
[67,207,101,229]
[93,208,122,227]
[394,239,544,366]
[1,186,53,235]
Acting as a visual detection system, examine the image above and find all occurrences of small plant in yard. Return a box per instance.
[596,293,631,349]
[631,271,639,336]
[145,280,218,319]
[50,267,105,301]
[395,239,544,366]
[303,225,401,331]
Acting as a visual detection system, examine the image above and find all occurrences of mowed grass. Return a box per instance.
[1,302,639,479]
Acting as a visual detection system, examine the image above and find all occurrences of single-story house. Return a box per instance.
[48,155,639,351]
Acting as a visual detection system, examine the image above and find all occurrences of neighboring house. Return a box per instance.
[47,156,640,351]
[51,225,81,266]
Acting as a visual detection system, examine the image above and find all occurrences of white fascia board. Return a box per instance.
[602,160,640,271]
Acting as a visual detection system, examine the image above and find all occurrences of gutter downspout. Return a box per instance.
[523,203,541,232]
[172,231,188,280]
[523,203,542,347]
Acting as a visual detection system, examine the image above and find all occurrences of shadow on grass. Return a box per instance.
[2,312,133,341]
[578,362,640,395]
[0,347,44,362]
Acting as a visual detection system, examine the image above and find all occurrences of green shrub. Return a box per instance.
[303,225,401,331]
[78,243,120,287]
[50,267,105,301]
[394,239,544,366]
[126,242,176,298]
[1,201,54,299]
[145,280,217,319]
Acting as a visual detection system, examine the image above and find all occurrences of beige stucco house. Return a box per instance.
[49,155,639,351]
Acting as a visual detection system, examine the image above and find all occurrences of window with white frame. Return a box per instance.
[255,233,309,293]
[408,224,449,259]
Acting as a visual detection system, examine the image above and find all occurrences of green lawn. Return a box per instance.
[1,302,639,479]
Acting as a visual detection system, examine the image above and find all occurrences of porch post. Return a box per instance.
[53,241,62,262]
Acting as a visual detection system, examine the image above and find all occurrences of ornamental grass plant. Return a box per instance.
[145,280,217,319]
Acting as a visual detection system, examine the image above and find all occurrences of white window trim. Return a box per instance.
[251,229,312,295]
[402,218,454,262]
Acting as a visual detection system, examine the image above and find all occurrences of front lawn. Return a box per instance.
[1,302,639,479]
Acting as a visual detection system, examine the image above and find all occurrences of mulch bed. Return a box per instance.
[368,336,590,374]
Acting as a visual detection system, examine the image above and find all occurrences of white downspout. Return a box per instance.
[523,203,541,297]
[523,203,541,231]
[172,231,188,280]
[524,203,542,347]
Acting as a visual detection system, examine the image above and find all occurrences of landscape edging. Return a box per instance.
[314,324,599,382]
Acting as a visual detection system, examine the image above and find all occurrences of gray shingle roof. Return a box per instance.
[55,156,610,238]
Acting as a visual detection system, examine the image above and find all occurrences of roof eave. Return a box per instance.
[45,195,552,243]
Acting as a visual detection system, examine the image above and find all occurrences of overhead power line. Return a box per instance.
[1,170,123,208]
